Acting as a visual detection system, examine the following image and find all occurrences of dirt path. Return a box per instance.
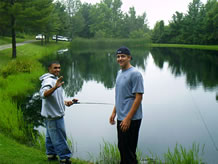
[0,40,39,51]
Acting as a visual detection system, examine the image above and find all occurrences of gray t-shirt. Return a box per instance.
[115,67,144,121]
[39,73,65,118]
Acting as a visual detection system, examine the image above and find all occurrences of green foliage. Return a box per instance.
[151,43,218,51]
[0,60,43,142]
[61,0,150,39]
[0,59,41,77]
[70,38,150,50]
[0,35,33,45]
[129,29,151,39]
[94,141,205,164]
[95,141,120,164]
[94,30,107,38]
[0,36,11,45]
[164,143,205,164]
[151,0,218,45]
[95,141,149,164]
[32,132,46,152]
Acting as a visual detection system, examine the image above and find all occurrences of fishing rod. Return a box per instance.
[74,102,114,105]
[72,99,114,105]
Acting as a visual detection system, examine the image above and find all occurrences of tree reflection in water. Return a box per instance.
[20,46,218,129]
[150,47,218,101]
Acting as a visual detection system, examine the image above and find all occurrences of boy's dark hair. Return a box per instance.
[48,61,60,68]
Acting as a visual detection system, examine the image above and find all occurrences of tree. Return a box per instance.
[168,11,185,43]
[202,0,218,44]
[0,0,54,58]
[151,0,217,45]
[53,2,71,40]
[77,3,94,38]
[151,20,165,43]
[184,0,205,44]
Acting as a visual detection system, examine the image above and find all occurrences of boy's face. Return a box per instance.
[49,63,61,76]
[116,54,131,69]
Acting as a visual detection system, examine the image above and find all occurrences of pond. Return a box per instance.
[24,47,218,163]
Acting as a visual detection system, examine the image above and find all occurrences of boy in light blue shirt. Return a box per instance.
[110,46,144,164]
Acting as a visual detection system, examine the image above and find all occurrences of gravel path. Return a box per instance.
[0,40,39,51]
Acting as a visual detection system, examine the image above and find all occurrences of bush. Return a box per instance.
[0,59,40,77]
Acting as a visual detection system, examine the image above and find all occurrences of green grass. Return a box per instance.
[0,35,34,45]
[151,43,218,51]
[0,41,68,68]
[95,140,120,164]
[0,133,92,164]
[94,141,205,164]
[163,143,205,164]
[0,132,49,164]
[0,48,12,68]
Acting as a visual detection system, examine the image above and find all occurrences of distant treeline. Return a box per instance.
[0,0,217,45]
[151,0,218,45]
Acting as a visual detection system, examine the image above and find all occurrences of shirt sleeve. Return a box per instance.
[39,79,53,99]
[131,72,144,94]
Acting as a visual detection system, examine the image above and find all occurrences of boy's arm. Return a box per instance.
[120,93,143,132]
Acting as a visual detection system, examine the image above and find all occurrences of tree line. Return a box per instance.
[151,0,218,45]
[0,0,217,58]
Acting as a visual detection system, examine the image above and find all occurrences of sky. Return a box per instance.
[80,0,207,28]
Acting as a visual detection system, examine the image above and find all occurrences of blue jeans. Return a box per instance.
[45,117,72,160]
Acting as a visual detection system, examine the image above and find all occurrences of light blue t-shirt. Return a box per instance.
[115,67,144,121]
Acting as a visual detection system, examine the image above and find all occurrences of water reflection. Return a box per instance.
[151,48,218,90]
[42,48,150,97]
[151,48,218,102]
[23,47,218,128]
[21,47,150,127]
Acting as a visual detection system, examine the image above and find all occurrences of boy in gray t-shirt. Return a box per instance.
[110,46,144,164]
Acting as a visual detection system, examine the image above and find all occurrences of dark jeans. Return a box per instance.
[117,119,141,164]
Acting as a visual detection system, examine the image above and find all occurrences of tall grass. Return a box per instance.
[95,140,120,164]
[33,132,75,156]
[0,94,31,140]
[163,143,205,164]
[95,140,144,164]
[94,141,205,164]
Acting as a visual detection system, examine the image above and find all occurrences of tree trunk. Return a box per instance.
[45,35,47,45]
[11,0,16,58]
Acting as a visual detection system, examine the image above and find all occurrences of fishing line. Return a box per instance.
[189,91,218,152]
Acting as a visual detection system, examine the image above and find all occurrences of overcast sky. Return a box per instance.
[80,0,207,28]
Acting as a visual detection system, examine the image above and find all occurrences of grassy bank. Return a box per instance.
[0,133,91,164]
[151,43,218,51]
[0,42,71,142]
[0,41,91,163]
